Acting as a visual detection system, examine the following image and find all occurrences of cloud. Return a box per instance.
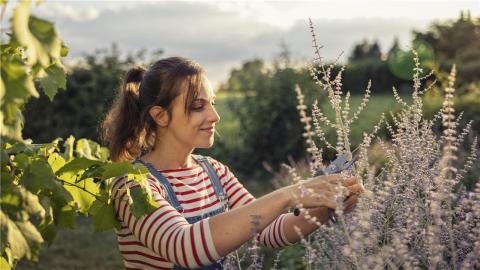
[28,1,475,86]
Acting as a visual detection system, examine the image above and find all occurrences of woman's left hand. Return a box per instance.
[342,176,365,214]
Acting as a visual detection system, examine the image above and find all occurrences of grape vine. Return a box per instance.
[0,1,156,269]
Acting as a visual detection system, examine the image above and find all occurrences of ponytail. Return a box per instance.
[101,66,148,161]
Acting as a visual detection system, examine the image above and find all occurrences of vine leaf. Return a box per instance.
[129,187,160,219]
[63,178,99,213]
[75,139,109,161]
[38,63,66,101]
[0,210,43,262]
[12,1,62,68]
[88,197,118,232]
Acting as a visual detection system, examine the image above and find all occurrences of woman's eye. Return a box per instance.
[192,100,215,111]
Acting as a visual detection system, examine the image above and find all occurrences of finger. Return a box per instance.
[343,194,358,206]
[343,176,358,187]
[344,198,357,213]
[346,184,363,196]
[311,174,342,184]
[312,192,338,209]
[343,195,358,213]
[344,203,356,214]
[325,174,345,184]
[311,190,335,200]
[320,197,338,210]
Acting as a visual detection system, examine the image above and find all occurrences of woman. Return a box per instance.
[102,57,363,269]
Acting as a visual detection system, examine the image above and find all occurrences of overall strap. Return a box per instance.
[192,154,228,209]
[132,159,184,213]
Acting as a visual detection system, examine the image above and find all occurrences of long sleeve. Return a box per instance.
[210,159,293,248]
[111,176,222,269]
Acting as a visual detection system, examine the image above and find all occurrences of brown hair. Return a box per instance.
[101,57,204,161]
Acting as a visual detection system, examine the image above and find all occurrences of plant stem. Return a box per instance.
[58,179,103,202]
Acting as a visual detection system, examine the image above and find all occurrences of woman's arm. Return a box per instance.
[282,207,329,243]
[208,187,292,256]
[112,176,292,268]
[215,161,291,248]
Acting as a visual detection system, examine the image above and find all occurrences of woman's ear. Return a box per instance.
[149,105,169,127]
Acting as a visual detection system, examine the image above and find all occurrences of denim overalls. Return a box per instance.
[134,154,228,270]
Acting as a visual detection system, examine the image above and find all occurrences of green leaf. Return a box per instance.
[38,222,57,245]
[101,162,149,184]
[0,210,43,261]
[63,135,75,162]
[11,153,31,172]
[38,62,66,100]
[12,2,63,67]
[53,204,76,229]
[88,200,118,231]
[56,157,103,177]
[78,164,103,181]
[47,152,65,173]
[21,159,57,193]
[129,186,160,219]
[60,42,69,57]
[0,256,11,270]
[1,148,9,169]
[1,185,45,218]
[36,138,61,157]
[49,181,73,207]
[0,172,14,188]
[75,138,109,161]
[39,196,53,224]
[15,220,44,261]
[0,192,21,209]
[63,178,99,212]
[5,142,40,155]
[0,55,37,135]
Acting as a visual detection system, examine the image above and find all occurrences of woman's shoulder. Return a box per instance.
[194,154,226,170]
[194,155,236,181]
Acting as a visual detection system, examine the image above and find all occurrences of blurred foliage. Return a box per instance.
[413,11,480,92]
[23,45,162,143]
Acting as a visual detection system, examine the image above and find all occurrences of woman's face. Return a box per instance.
[163,75,220,150]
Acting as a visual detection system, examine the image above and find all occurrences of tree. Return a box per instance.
[349,40,382,62]
[22,45,162,143]
[413,11,480,91]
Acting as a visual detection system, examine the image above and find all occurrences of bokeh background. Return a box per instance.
[8,0,479,269]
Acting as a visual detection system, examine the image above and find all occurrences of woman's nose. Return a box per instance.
[210,106,221,123]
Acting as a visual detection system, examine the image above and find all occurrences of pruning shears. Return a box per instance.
[293,152,358,224]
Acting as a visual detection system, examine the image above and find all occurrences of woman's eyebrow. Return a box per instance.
[194,95,216,101]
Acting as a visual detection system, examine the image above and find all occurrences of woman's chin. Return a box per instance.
[197,140,215,149]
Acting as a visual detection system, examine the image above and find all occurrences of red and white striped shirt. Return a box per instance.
[111,157,291,269]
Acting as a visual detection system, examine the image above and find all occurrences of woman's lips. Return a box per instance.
[201,127,214,134]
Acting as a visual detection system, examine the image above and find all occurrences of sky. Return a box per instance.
[4,0,479,87]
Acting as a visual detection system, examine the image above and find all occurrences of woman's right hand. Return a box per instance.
[280,174,351,210]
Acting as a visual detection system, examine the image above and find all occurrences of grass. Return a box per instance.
[16,216,123,270]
